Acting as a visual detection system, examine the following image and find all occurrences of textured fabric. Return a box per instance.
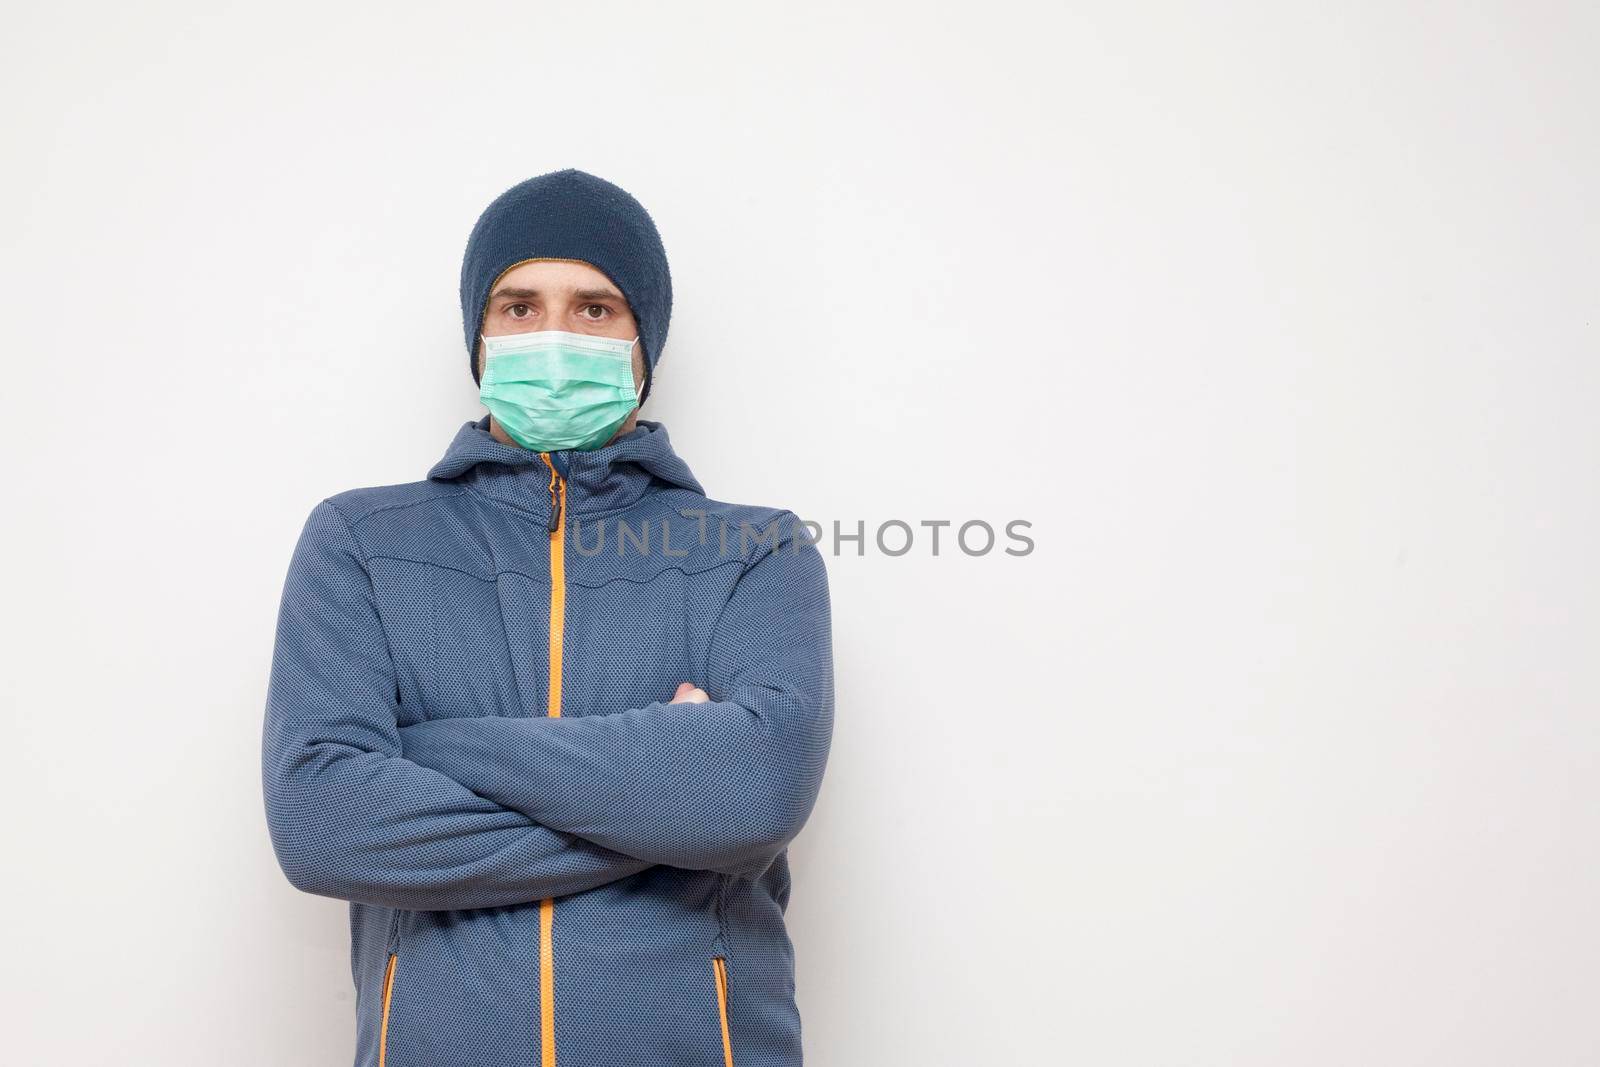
[460,168,673,403]
[262,415,833,1067]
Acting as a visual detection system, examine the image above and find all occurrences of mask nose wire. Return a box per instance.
[480,330,638,344]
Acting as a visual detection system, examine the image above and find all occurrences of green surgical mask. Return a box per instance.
[478,329,643,452]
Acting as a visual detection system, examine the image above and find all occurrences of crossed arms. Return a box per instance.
[260,500,834,911]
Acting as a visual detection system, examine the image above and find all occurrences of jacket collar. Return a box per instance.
[427,415,704,519]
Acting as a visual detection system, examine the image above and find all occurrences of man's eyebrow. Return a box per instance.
[488,285,627,303]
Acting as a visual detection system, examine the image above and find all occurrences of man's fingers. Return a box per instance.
[670,682,710,704]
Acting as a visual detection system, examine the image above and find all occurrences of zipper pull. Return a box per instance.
[541,453,563,532]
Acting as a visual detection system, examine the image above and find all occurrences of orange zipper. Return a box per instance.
[712,955,735,1067]
[537,452,567,1067]
[378,951,398,1067]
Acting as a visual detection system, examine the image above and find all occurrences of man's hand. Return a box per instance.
[670,682,709,704]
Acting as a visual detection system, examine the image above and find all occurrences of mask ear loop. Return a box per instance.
[629,336,646,405]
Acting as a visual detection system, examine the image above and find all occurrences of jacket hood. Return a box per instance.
[426,415,703,517]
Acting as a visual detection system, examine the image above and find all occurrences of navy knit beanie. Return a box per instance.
[460,168,673,405]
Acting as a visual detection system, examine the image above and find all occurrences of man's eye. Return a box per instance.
[507,304,531,318]
[582,304,608,320]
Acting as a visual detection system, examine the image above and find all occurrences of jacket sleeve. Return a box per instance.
[261,500,655,910]
[396,514,835,880]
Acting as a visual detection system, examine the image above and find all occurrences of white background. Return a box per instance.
[3,2,1596,1064]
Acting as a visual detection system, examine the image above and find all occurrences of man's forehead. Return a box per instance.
[491,258,627,303]
[489,282,627,303]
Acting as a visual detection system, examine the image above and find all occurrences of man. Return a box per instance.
[262,167,835,1067]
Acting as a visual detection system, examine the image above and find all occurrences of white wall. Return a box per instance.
[2,2,1595,1064]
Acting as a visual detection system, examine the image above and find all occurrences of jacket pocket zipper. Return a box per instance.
[378,950,399,1067]
[712,954,735,1067]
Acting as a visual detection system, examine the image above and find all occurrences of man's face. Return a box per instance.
[476,257,648,449]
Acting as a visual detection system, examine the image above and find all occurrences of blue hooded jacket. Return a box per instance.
[262,415,834,1067]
